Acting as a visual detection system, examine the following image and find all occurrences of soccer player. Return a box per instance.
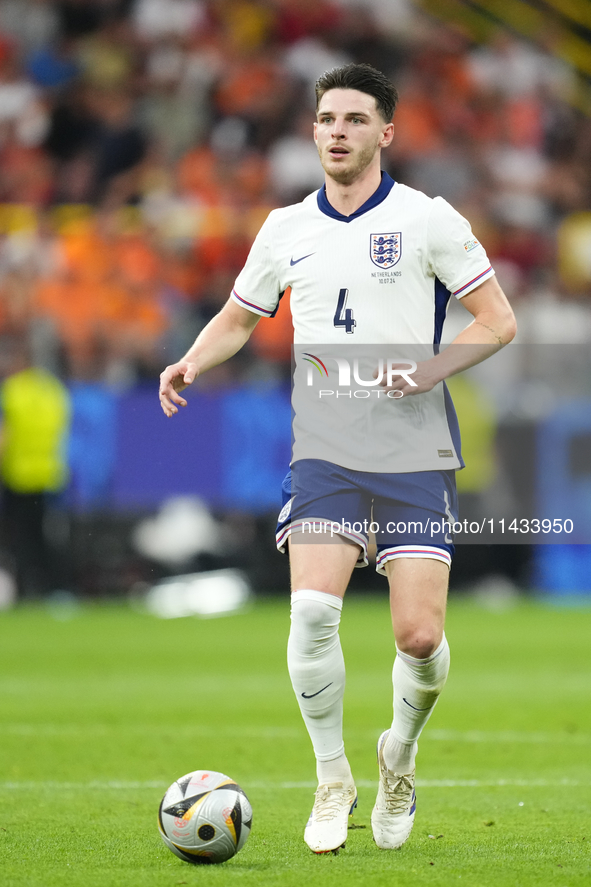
[159,64,516,854]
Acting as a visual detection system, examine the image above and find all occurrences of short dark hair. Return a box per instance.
[315,63,398,123]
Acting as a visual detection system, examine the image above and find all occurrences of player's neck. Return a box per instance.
[324,164,383,217]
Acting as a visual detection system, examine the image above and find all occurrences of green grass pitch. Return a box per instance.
[0,593,590,887]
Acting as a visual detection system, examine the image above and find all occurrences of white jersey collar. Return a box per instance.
[316,171,395,222]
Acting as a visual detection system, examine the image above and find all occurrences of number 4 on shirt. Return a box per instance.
[333,288,356,334]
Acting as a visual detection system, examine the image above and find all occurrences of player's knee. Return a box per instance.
[396,628,441,661]
[290,594,342,641]
[289,594,342,662]
[291,598,327,629]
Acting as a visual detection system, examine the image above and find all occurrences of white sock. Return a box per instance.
[384,634,450,773]
[287,590,352,784]
[316,753,352,786]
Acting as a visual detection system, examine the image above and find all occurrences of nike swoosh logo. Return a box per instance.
[301,682,333,699]
[290,253,314,266]
[403,697,431,712]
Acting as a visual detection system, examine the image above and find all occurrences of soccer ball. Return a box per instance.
[158,770,253,865]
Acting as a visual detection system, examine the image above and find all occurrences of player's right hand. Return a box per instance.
[159,361,198,417]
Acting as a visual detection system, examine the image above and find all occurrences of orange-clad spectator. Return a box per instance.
[232,151,270,203]
[194,229,251,277]
[412,30,482,144]
[427,46,476,141]
[95,279,133,330]
[59,229,114,282]
[114,232,161,286]
[161,251,204,301]
[413,34,473,104]
[35,272,102,352]
[213,53,283,121]
[503,96,544,149]
[35,269,168,366]
[0,139,53,205]
[124,282,167,346]
[176,145,224,204]
[36,268,113,330]
[385,76,442,164]
[33,208,169,369]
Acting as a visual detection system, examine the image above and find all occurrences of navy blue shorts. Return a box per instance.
[276,459,458,575]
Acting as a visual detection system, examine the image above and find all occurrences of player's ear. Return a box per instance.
[379,122,394,148]
[313,121,318,143]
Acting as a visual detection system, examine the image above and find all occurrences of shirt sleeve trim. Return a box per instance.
[453,266,494,297]
[231,289,275,317]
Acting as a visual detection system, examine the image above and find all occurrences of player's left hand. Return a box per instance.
[159,360,199,417]
[378,360,440,397]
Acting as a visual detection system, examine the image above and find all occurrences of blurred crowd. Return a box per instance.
[1,0,591,600]
[0,0,590,387]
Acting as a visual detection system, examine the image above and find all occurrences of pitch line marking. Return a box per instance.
[0,725,589,745]
[0,778,589,791]
[263,779,591,789]
[428,729,591,745]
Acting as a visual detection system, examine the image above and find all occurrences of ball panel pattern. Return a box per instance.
[158,769,252,865]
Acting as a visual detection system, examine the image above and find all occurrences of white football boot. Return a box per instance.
[304,781,358,853]
[371,730,416,850]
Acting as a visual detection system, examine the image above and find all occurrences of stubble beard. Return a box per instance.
[319,140,380,186]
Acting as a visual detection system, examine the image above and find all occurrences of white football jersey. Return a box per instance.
[231,173,495,473]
